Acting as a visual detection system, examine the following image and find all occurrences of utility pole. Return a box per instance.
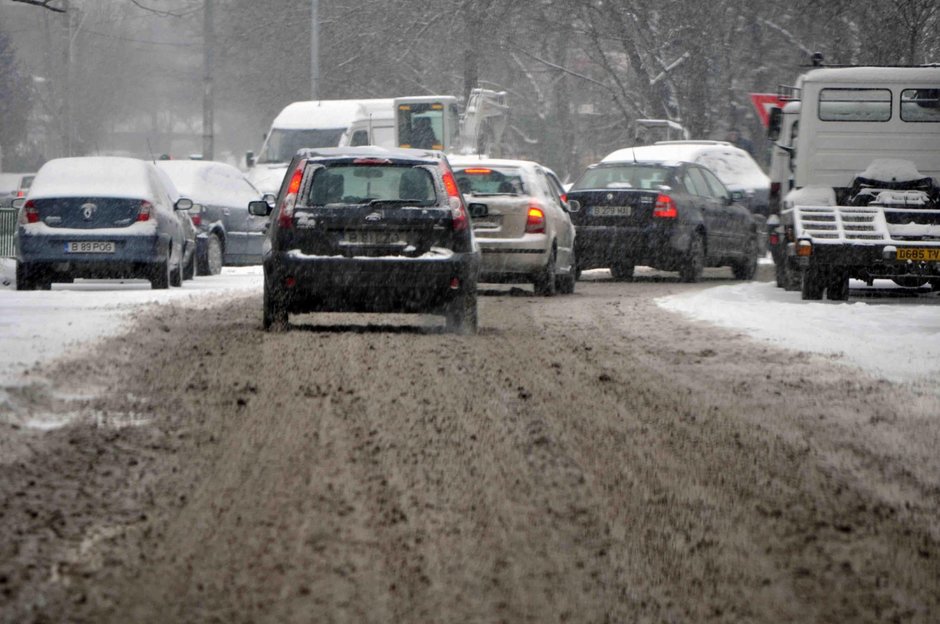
[64,0,72,156]
[202,0,214,160]
[310,0,319,100]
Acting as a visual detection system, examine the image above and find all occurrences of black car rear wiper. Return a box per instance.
[368,199,433,208]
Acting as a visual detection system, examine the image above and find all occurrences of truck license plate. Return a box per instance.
[591,205,632,217]
[65,241,115,253]
[895,248,940,262]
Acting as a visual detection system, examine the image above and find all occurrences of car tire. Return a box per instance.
[679,233,705,283]
[150,253,171,290]
[556,251,577,294]
[445,290,478,335]
[827,271,850,301]
[533,247,557,296]
[183,246,195,280]
[15,262,46,291]
[800,267,825,300]
[731,235,758,280]
[610,262,635,281]
[262,279,288,331]
[170,247,183,287]
[198,233,223,276]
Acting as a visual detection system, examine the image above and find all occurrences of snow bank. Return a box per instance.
[657,281,940,385]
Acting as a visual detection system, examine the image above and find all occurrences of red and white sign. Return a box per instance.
[750,93,786,128]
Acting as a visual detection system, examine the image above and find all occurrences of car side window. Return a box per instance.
[683,167,710,198]
[699,167,730,201]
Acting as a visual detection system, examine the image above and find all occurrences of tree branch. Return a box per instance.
[10,0,66,12]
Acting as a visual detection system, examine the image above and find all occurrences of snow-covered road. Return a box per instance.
[657,280,940,386]
[0,259,262,384]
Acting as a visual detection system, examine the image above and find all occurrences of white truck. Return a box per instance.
[245,89,509,194]
[766,66,940,299]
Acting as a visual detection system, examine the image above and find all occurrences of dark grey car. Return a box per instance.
[248,147,481,333]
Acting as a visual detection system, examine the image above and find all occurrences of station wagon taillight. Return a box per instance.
[137,200,153,222]
[653,194,678,219]
[18,199,39,224]
[278,166,305,229]
[525,205,546,234]
[442,169,469,232]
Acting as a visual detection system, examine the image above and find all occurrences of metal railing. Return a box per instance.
[0,207,17,257]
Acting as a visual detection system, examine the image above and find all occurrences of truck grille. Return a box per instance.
[794,205,940,244]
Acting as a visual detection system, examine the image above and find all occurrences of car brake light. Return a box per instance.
[461,168,492,175]
[653,194,677,219]
[137,200,153,222]
[16,190,25,198]
[353,158,392,165]
[770,182,781,197]
[442,169,469,232]
[279,166,305,229]
[190,213,202,226]
[525,205,546,234]
[769,232,779,246]
[560,193,568,204]
[19,199,39,224]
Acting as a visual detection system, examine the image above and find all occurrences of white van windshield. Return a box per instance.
[258,128,346,164]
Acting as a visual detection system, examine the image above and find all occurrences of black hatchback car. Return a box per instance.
[249,147,481,333]
[566,160,761,282]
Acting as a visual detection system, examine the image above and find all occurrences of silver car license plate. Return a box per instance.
[65,241,115,253]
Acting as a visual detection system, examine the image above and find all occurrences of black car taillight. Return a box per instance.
[278,166,305,230]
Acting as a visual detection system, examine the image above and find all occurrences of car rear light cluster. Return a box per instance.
[653,194,678,219]
[137,200,153,222]
[442,169,469,232]
[525,205,546,234]
[278,166,305,230]
[189,203,203,227]
[18,199,39,224]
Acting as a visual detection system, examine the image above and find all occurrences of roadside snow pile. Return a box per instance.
[0,259,262,383]
[657,281,940,385]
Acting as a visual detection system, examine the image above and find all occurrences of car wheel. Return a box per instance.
[610,262,635,281]
[262,278,288,331]
[800,267,825,300]
[150,252,171,290]
[15,262,44,291]
[826,271,850,301]
[445,290,478,335]
[170,247,183,287]
[556,251,577,295]
[198,233,223,276]
[183,246,195,280]
[533,247,557,296]
[679,233,705,283]
[731,235,758,280]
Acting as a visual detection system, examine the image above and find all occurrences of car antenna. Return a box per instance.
[146,139,157,165]
[632,148,637,164]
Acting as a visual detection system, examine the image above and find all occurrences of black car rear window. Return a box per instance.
[304,165,437,206]
[572,165,671,191]
[453,166,526,195]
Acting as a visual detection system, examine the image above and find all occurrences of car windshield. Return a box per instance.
[572,164,671,191]
[258,128,346,164]
[304,164,436,206]
[453,166,526,196]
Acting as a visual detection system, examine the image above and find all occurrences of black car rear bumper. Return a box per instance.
[574,224,692,271]
[266,250,481,314]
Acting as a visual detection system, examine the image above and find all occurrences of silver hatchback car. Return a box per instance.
[451,158,578,295]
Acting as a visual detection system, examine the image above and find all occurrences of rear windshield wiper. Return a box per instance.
[368,199,434,208]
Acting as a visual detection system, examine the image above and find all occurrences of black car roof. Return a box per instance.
[296,146,445,165]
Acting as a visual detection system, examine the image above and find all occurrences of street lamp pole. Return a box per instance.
[311,0,319,100]
[202,0,215,160]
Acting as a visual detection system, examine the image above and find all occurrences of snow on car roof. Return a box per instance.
[156,160,259,206]
[602,142,769,190]
[273,99,394,130]
[801,66,940,85]
[28,157,159,201]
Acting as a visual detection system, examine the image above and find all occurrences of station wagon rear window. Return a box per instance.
[304,165,436,206]
[900,89,940,122]
[818,88,891,122]
[572,165,671,191]
[453,167,526,195]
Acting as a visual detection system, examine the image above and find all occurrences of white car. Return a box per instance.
[451,157,577,295]
[602,141,770,216]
